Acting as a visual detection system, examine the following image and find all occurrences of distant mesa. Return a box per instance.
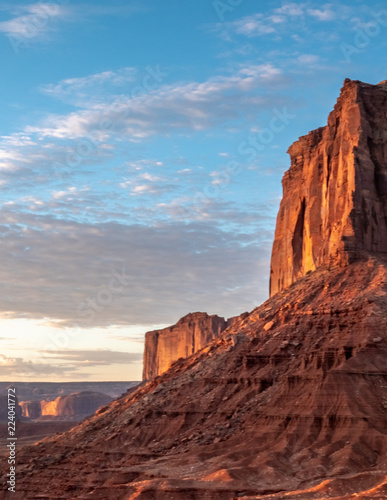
[270,79,387,296]
[19,391,112,421]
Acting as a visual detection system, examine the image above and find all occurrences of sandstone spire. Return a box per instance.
[270,79,387,297]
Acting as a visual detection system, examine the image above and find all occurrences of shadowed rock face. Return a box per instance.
[143,312,248,380]
[19,400,41,419]
[270,79,387,297]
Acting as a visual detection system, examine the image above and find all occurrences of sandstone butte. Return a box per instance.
[2,79,387,500]
[143,312,248,380]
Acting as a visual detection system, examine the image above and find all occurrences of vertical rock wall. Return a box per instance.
[270,79,387,296]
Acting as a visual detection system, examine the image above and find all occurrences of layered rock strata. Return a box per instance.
[270,79,387,296]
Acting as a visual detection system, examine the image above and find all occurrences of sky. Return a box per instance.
[0,0,386,381]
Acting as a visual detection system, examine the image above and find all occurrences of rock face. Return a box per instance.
[47,391,112,418]
[270,79,387,297]
[143,312,247,380]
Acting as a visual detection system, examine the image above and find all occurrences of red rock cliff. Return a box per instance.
[142,312,247,380]
[270,79,387,296]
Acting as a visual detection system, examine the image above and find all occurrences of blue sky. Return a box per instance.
[0,0,386,381]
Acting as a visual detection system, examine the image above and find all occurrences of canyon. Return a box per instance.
[1,79,387,500]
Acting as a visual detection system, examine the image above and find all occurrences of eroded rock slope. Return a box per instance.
[2,258,387,499]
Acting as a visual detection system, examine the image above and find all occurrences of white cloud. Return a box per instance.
[140,173,162,182]
[131,185,154,194]
[40,68,138,105]
[25,64,285,141]
[52,190,67,199]
[216,2,349,41]
[308,7,336,21]
[232,14,276,37]
[297,54,320,65]
[0,3,70,44]
[130,181,172,196]
[275,3,306,17]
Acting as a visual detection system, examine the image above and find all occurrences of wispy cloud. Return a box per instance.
[274,3,306,17]
[214,3,349,39]
[0,348,142,378]
[231,14,277,37]
[0,3,71,47]
[26,64,286,140]
[40,68,138,105]
[307,6,336,21]
[0,353,73,376]
[297,54,320,65]
[40,349,143,366]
